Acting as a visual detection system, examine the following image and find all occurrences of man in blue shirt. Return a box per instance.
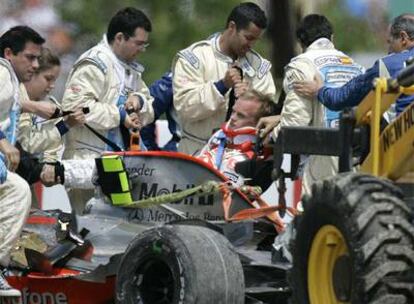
[293,14,414,115]
[140,72,180,151]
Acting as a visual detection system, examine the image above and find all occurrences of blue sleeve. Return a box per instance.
[55,120,70,136]
[150,73,174,120]
[0,130,5,141]
[166,110,179,137]
[140,72,174,150]
[162,138,178,152]
[140,122,159,150]
[214,80,230,96]
[317,61,380,111]
[119,108,127,125]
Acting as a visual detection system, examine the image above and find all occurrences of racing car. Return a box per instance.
[4,150,293,304]
[8,61,414,303]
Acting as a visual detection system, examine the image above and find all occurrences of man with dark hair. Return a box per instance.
[106,7,152,44]
[0,25,45,298]
[0,26,44,58]
[293,13,414,116]
[61,7,154,214]
[173,2,275,155]
[0,26,57,118]
[258,14,364,195]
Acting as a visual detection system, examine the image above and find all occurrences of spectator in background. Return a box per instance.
[0,0,60,37]
[0,1,21,35]
[0,0,73,101]
[47,27,77,101]
[140,71,180,151]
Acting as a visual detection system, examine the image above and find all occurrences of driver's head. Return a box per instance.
[229,90,274,129]
[387,14,414,54]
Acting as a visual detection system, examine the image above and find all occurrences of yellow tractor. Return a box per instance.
[272,63,414,303]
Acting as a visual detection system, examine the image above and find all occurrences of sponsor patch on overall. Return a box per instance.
[179,49,200,69]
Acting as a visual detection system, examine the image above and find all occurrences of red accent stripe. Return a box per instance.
[28,267,80,278]
[26,216,57,225]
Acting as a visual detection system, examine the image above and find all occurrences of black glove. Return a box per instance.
[16,142,43,185]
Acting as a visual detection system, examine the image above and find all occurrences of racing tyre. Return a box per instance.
[116,224,244,304]
[290,173,414,304]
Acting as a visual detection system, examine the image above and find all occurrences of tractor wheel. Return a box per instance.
[290,173,414,304]
[116,224,244,304]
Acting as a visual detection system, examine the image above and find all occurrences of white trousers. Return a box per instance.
[0,171,31,267]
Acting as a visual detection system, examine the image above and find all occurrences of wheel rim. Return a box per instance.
[135,257,175,304]
[308,225,351,304]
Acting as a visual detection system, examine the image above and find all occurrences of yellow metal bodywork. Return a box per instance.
[308,225,349,304]
[356,80,414,179]
[99,155,133,205]
[306,79,414,304]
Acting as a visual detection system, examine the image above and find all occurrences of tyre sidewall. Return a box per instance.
[290,173,414,304]
[291,191,353,304]
[116,228,196,304]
